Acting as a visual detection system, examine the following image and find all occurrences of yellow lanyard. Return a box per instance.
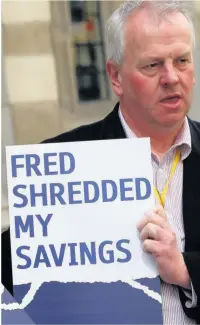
[154,151,181,207]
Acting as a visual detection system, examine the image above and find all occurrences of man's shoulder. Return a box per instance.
[188,118,200,154]
[188,118,200,138]
[42,118,106,144]
[189,118,200,129]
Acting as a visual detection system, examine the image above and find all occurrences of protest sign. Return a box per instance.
[3,138,163,324]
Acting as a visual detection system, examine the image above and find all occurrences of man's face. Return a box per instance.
[115,10,195,129]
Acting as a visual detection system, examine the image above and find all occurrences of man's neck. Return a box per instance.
[121,110,184,157]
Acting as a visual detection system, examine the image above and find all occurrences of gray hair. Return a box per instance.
[106,0,195,65]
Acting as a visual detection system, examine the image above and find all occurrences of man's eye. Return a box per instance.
[150,63,157,67]
[178,58,189,64]
[146,63,158,68]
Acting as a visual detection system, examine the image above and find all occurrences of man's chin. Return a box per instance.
[155,111,187,128]
[155,113,186,129]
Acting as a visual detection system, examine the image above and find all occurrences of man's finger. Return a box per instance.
[137,211,169,232]
[143,239,162,255]
[153,205,168,220]
[140,223,165,241]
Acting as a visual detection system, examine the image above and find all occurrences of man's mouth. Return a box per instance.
[161,96,180,102]
[161,94,181,103]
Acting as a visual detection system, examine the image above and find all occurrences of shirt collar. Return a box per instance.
[118,107,191,160]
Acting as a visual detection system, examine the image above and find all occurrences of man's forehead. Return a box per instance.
[125,8,192,43]
[139,49,192,62]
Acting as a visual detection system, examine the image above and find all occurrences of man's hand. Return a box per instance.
[137,205,190,289]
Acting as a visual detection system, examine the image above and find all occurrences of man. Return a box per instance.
[2,0,200,323]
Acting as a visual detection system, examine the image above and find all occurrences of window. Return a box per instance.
[69,0,110,102]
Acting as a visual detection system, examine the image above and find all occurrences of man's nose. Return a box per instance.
[160,65,179,87]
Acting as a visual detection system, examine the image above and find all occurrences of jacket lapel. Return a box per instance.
[183,119,200,251]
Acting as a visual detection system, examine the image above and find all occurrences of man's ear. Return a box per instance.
[106,60,123,96]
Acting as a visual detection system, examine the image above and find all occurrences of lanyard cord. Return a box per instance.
[154,151,181,207]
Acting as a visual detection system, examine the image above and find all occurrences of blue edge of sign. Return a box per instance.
[2,277,163,325]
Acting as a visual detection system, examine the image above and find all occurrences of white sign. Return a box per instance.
[6,138,160,309]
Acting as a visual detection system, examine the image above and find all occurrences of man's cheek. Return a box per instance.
[131,73,150,92]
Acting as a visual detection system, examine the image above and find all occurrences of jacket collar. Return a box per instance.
[100,103,125,140]
[187,117,200,157]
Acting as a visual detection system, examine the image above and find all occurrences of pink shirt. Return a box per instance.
[119,108,197,324]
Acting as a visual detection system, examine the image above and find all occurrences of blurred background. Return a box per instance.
[1,1,200,231]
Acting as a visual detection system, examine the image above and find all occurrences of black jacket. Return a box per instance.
[2,103,200,322]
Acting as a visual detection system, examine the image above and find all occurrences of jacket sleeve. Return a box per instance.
[1,228,13,296]
[179,252,200,323]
